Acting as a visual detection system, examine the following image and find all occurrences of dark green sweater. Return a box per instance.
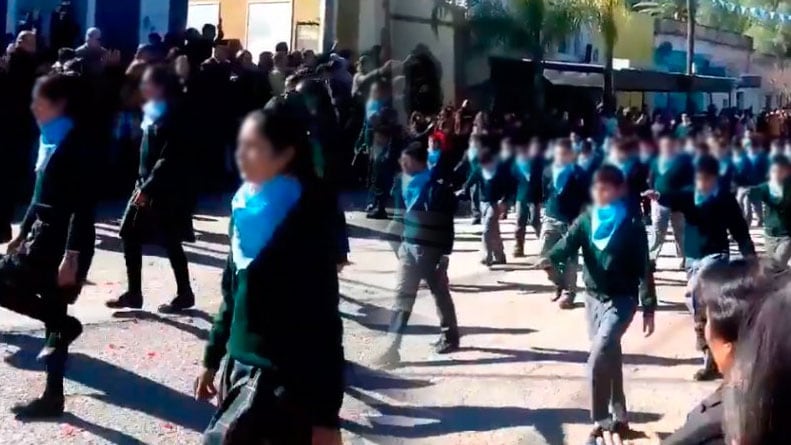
[547,211,655,311]
[463,163,511,204]
[388,173,456,253]
[542,165,589,223]
[507,157,544,205]
[749,182,791,237]
[659,188,755,260]
[650,154,694,196]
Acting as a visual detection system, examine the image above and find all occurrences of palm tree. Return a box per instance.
[432,0,586,111]
[580,0,630,114]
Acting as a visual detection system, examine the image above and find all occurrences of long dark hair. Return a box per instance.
[724,279,791,445]
[247,94,316,182]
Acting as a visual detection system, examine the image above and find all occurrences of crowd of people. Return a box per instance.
[3,10,791,445]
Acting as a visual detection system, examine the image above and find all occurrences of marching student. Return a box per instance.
[197,96,344,445]
[454,133,484,224]
[746,137,770,226]
[748,155,791,272]
[510,137,544,257]
[107,65,196,313]
[733,141,756,225]
[647,135,693,266]
[711,138,735,193]
[460,140,510,266]
[643,154,755,381]
[577,139,603,184]
[541,138,589,308]
[364,109,402,220]
[607,138,649,215]
[0,74,95,418]
[427,132,454,183]
[376,143,460,367]
[540,165,656,444]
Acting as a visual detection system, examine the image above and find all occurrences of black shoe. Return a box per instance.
[585,426,604,445]
[612,421,631,438]
[434,336,460,354]
[694,350,722,381]
[366,209,388,220]
[12,395,65,419]
[490,257,507,266]
[558,293,576,310]
[158,293,195,314]
[38,316,83,362]
[106,292,143,309]
[550,288,563,302]
[513,246,525,258]
[373,348,401,370]
[471,217,481,225]
[365,203,375,212]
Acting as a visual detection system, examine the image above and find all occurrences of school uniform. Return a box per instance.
[464,162,511,264]
[509,156,544,252]
[115,101,195,310]
[749,180,791,270]
[577,153,603,185]
[541,164,589,298]
[717,157,735,193]
[202,180,344,445]
[0,119,95,416]
[747,151,770,225]
[648,154,693,262]
[454,151,482,222]
[662,386,725,445]
[733,154,756,226]
[545,205,654,426]
[657,187,754,353]
[384,170,459,354]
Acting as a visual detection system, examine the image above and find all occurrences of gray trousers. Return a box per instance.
[387,242,459,351]
[737,187,763,227]
[515,201,542,245]
[480,202,505,262]
[471,184,481,219]
[648,202,685,262]
[765,235,791,273]
[540,216,577,294]
[585,294,638,425]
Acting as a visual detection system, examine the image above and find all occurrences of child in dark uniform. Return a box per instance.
[509,137,544,257]
[644,155,755,381]
[1,74,95,418]
[540,165,656,445]
[748,155,791,272]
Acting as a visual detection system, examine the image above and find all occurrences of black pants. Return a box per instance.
[123,234,192,296]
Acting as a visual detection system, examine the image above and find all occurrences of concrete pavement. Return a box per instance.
[0,199,752,444]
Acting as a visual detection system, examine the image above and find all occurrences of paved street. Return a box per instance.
[0,195,749,445]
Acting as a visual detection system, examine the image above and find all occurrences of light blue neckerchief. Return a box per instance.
[427,149,441,170]
[769,180,784,199]
[694,186,719,207]
[591,199,628,250]
[609,156,636,177]
[401,169,431,211]
[35,116,74,172]
[231,176,303,270]
[481,164,497,181]
[572,141,583,153]
[746,150,759,165]
[466,146,479,162]
[552,163,573,192]
[365,99,384,122]
[141,100,167,132]
[577,155,592,170]
[657,154,676,175]
[719,159,730,176]
[516,157,531,180]
[733,154,746,169]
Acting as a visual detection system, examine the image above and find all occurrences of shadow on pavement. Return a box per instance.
[450,280,557,294]
[340,294,536,337]
[22,412,145,444]
[1,333,214,433]
[111,310,212,341]
[397,345,700,368]
[94,232,227,269]
[344,386,661,443]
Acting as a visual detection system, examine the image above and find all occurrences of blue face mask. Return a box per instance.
[770,179,784,199]
[591,200,628,250]
[231,176,303,269]
[577,155,592,169]
[427,149,441,169]
[366,99,383,121]
[36,116,74,172]
[141,100,167,131]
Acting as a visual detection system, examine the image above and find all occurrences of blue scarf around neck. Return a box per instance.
[610,156,636,177]
[719,158,731,176]
[427,149,441,170]
[231,176,303,270]
[141,100,167,132]
[401,169,431,211]
[657,154,676,175]
[769,180,784,200]
[552,163,573,192]
[694,186,719,207]
[516,157,531,180]
[591,200,628,250]
[36,116,74,172]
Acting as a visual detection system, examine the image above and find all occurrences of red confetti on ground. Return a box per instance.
[147,352,157,358]
[162,422,175,430]
[60,425,79,437]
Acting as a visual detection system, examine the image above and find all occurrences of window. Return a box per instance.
[247,1,293,58]
[187,2,220,31]
[765,94,773,110]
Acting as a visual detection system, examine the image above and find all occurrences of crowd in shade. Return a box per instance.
[4,7,791,445]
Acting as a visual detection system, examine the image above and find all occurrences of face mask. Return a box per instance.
[500,150,513,161]
[467,146,479,161]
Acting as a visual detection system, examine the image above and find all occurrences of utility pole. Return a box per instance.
[686,0,696,114]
